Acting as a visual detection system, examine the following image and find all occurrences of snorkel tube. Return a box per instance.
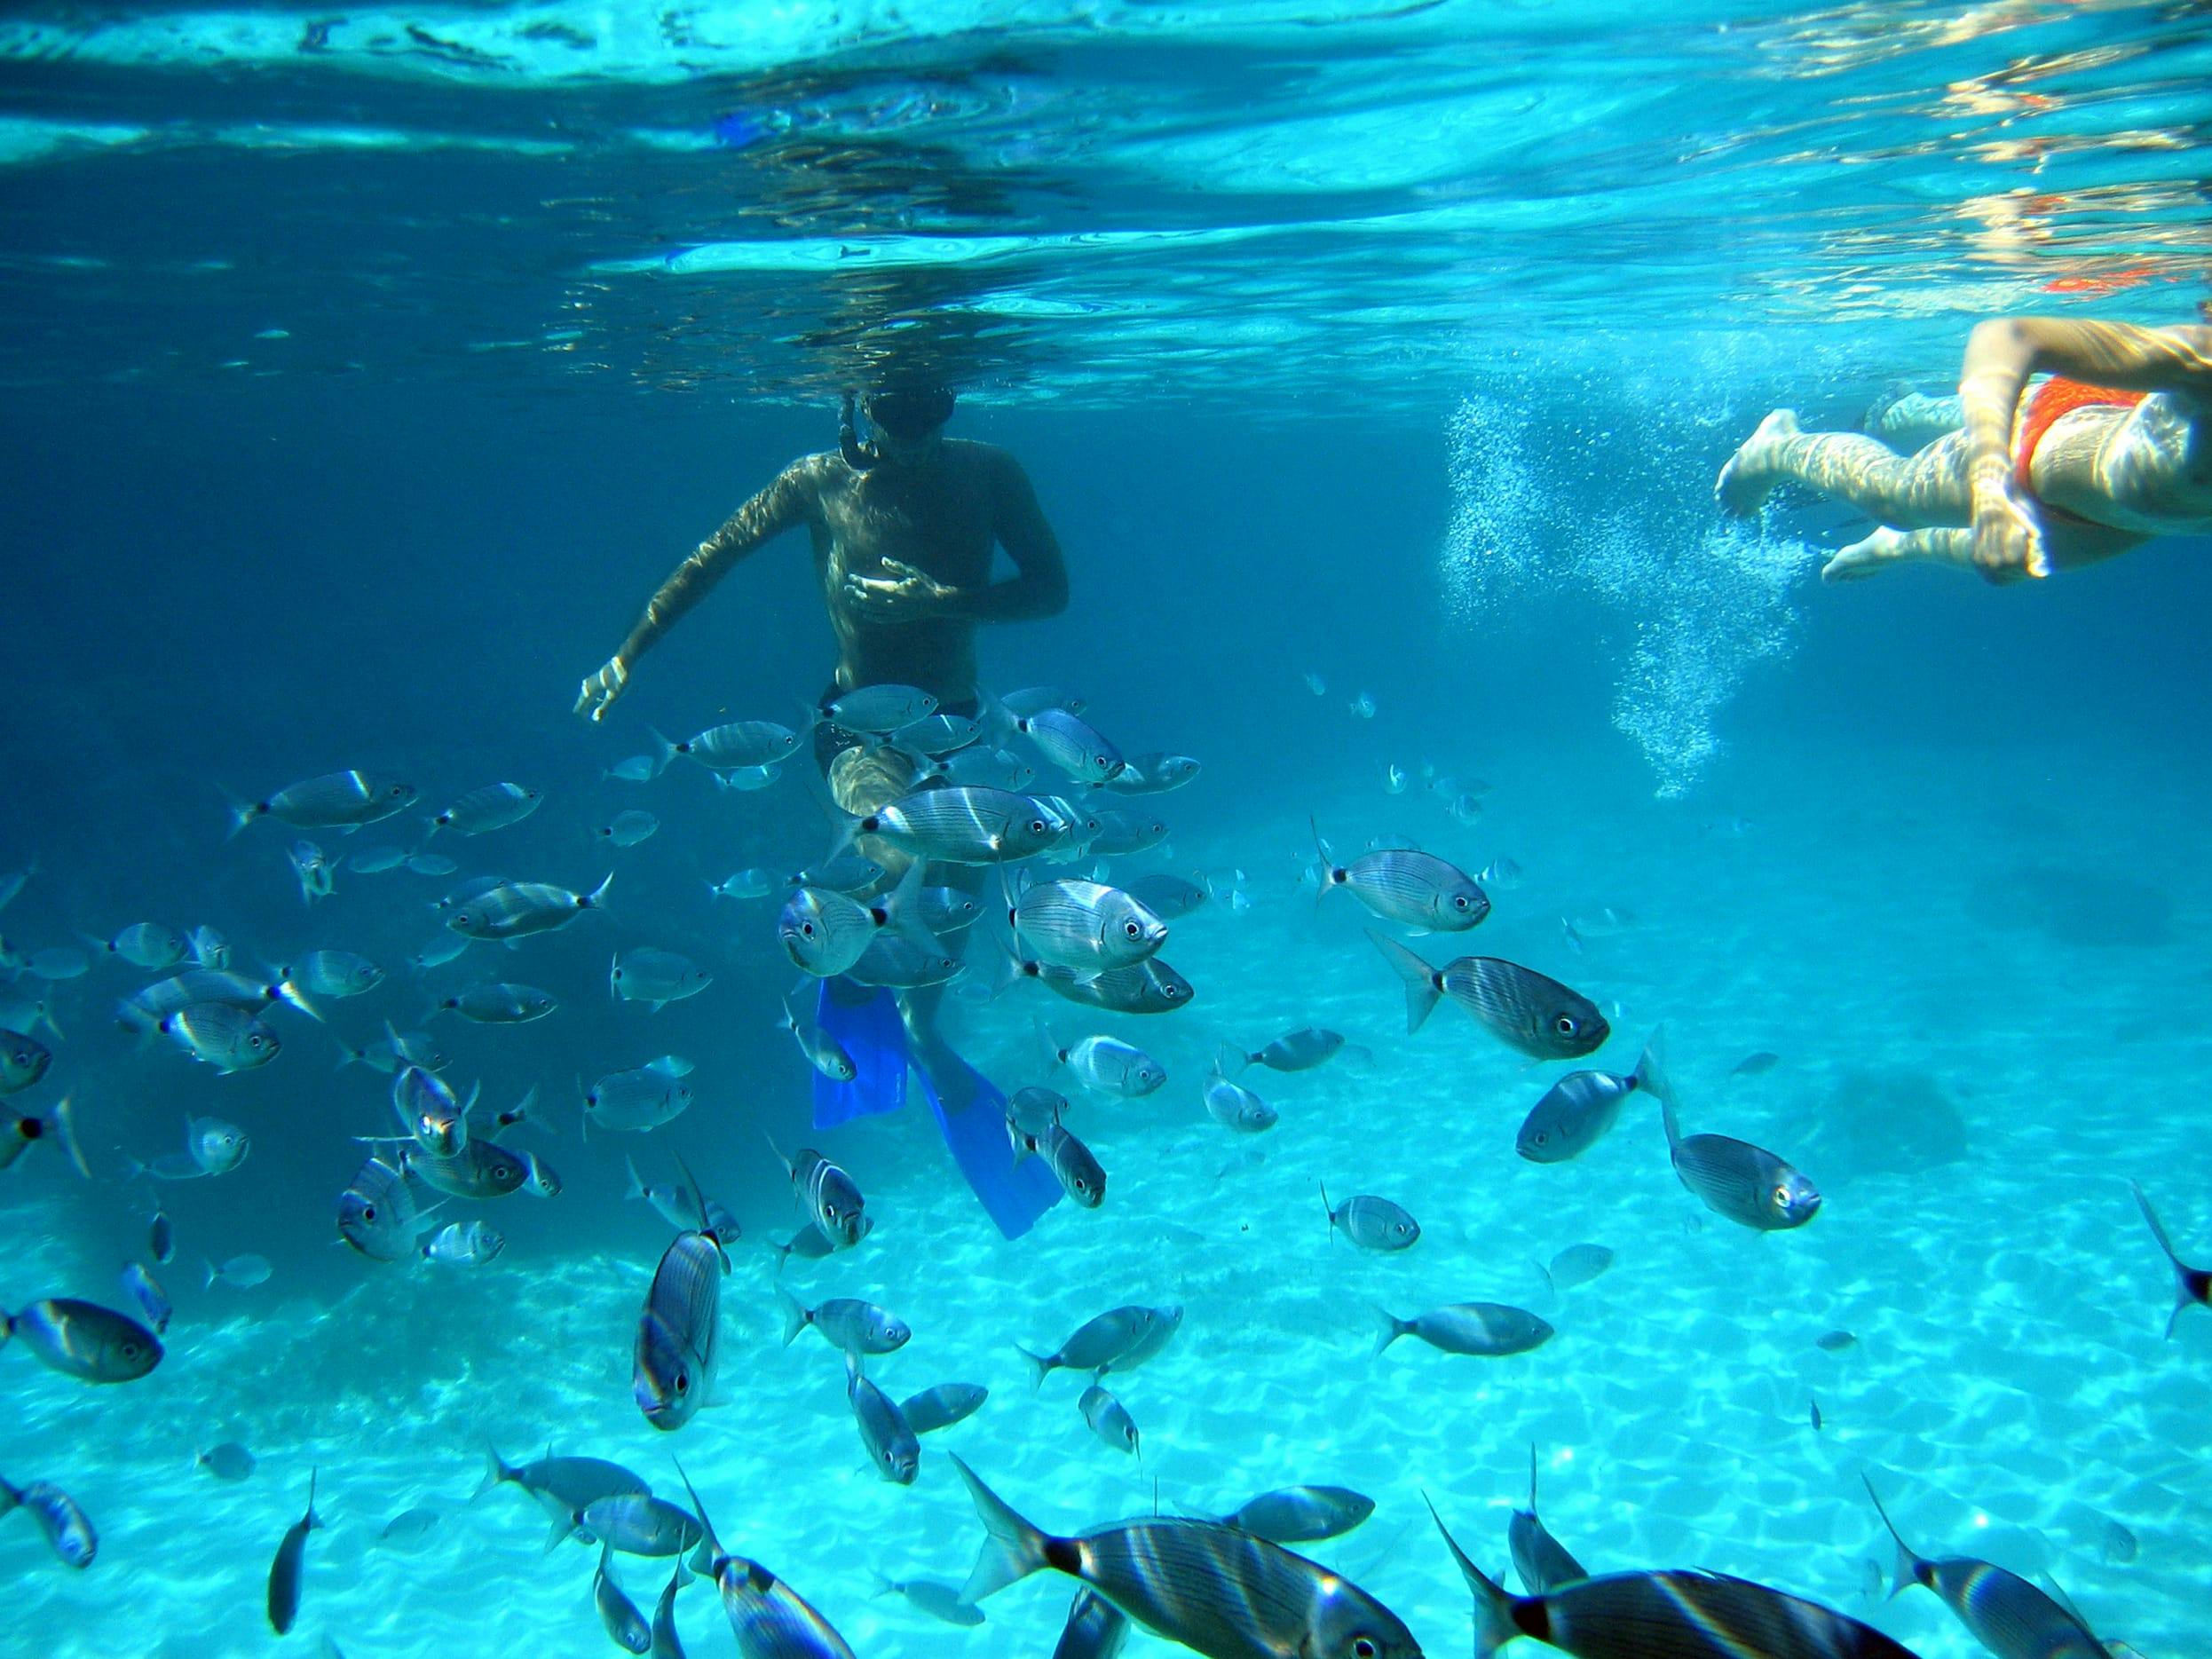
[839,392,881,472]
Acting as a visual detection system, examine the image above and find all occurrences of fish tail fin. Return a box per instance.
[622,1155,646,1203]
[1531,1256,1555,1298]
[273,978,323,1023]
[1527,1443,1540,1511]
[48,1094,89,1180]
[646,724,679,773]
[1425,1495,1520,1659]
[777,1287,809,1347]
[1013,1344,1051,1394]
[1033,1017,1064,1074]
[1320,1180,1335,1239]
[1632,1024,1673,1106]
[946,1454,1055,1604]
[1861,1475,1926,1599]
[672,1458,724,1568]
[762,1131,792,1180]
[201,1257,218,1291]
[1366,929,1441,1034]
[2129,1181,2199,1338]
[220,787,257,841]
[472,1442,512,1502]
[583,872,614,912]
[1007,1118,1034,1166]
[1660,1095,1683,1153]
[304,1467,320,1531]
[1371,1306,1408,1357]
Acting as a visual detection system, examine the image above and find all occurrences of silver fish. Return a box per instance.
[0,1028,52,1095]
[1864,1478,2104,1659]
[1431,1498,1909,1659]
[874,1574,986,1626]
[846,1350,920,1483]
[289,841,338,905]
[17,946,88,982]
[847,786,1064,864]
[999,947,1196,1015]
[937,746,1038,791]
[280,950,383,999]
[1055,1586,1131,1659]
[651,1561,688,1659]
[1078,1384,1140,1455]
[475,1446,648,1533]
[656,720,802,770]
[1009,1119,1108,1207]
[952,1457,1421,1659]
[198,1442,255,1481]
[425,781,542,837]
[445,873,612,941]
[420,1220,503,1265]
[778,866,921,978]
[158,1002,280,1073]
[205,1253,273,1290]
[92,921,186,969]
[229,770,415,836]
[1369,931,1608,1059]
[119,1262,172,1334]
[1122,873,1206,919]
[2,1298,163,1382]
[595,1542,654,1654]
[769,1141,866,1247]
[1314,824,1485,932]
[897,713,985,756]
[1663,1101,1820,1231]
[1239,1028,1344,1072]
[429,982,557,1023]
[124,968,305,1027]
[1099,752,1199,795]
[585,1069,694,1134]
[1013,707,1125,782]
[1010,877,1168,973]
[787,855,888,895]
[1086,809,1169,858]
[1515,1033,1670,1163]
[349,845,407,873]
[393,1064,467,1157]
[778,995,857,1082]
[336,1155,437,1261]
[778,1291,910,1355]
[375,1507,443,1552]
[149,1206,173,1262]
[403,853,452,877]
[676,1466,859,1659]
[634,1230,722,1431]
[1002,685,1086,718]
[1219,1487,1375,1545]
[1510,1448,1587,1594]
[336,1027,446,1073]
[625,1156,702,1228]
[1007,1086,1070,1135]
[826,683,936,733]
[1,1474,97,1568]
[708,867,776,901]
[612,950,713,1010]
[578,1493,705,1558]
[1373,1302,1551,1358]
[1323,1184,1419,1252]
[1017,1305,1173,1390]
[1203,1063,1276,1134]
[599,810,661,849]
[1537,1244,1615,1294]
[844,928,962,989]
[605,754,661,783]
[900,1383,988,1434]
[0,864,32,913]
[1045,1031,1165,1097]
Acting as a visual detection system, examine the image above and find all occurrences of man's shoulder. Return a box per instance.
[942,437,1027,479]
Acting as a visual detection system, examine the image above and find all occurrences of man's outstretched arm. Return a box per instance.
[575,462,815,720]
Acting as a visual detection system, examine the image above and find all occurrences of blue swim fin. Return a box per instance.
[912,1038,1063,1241]
[812,978,907,1127]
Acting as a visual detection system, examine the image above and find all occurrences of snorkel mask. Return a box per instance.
[840,386,956,470]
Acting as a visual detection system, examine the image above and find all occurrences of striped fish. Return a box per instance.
[846,1351,920,1483]
[769,1140,867,1248]
[951,1456,1421,1659]
[1509,1448,1587,1594]
[1367,931,1607,1059]
[677,1465,857,1659]
[852,786,1064,864]
[633,1231,722,1431]
[1432,1497,1919,1659]
[999,949,1196,1015]
[1008,876,1168,973]
[1864,1477,2104,1658]
[1314,820,1489,930]
[1662,1102,1820,1231]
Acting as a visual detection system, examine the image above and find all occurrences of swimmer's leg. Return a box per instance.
[1863,389,1964,452]
[1718,411,1971,527]
[1821,526,1977,583]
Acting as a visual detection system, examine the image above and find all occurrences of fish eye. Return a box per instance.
[1030,819,1048,834]
[387,785,406,797]
[121,1341,141,1359]
[1554,1015,1576,1035]
[1772,1184,1790,1207]
[1532,1131,1548,1146]
[1453,895,1470,909]
[249,1035,265,1050]
[675,1371,690,1394]
[1354,1640,1379,1659]
[363,1204,377,1221]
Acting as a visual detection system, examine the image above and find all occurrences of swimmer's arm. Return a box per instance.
[935,451,1070,622]
[616,461,818,664]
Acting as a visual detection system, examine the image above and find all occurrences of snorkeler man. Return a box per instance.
[573,383,1070,1237]
[1716,313,2211,583]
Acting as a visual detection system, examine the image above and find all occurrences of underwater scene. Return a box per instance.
[3,4,2210,1657]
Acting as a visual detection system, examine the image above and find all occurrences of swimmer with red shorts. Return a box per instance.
[1715,312,2212,583]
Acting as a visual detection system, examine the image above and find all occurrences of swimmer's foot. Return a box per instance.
[1821,525,1972,583]
[1715,409,1800,517]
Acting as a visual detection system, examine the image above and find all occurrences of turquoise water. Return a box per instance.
[3,4,2209,1657]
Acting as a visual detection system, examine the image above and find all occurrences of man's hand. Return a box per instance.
[1970,473,2048,582]
[842,557,953,623]
[574,654,630,722]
